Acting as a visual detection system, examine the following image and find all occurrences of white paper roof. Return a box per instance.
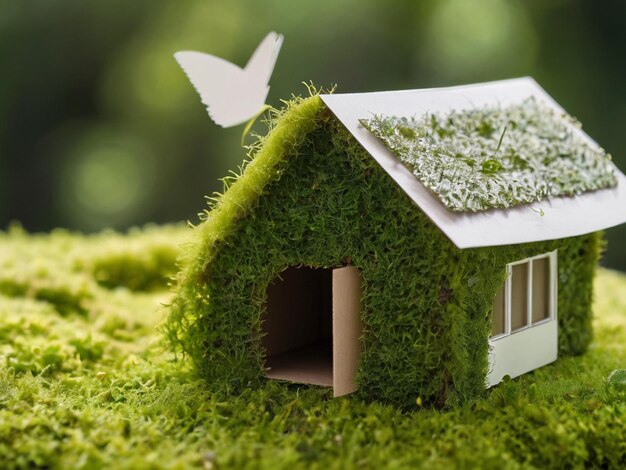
[321,77,626,249]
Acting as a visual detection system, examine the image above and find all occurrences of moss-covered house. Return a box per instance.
[167,78,626,408]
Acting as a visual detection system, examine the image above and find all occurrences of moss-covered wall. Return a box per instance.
[167,96,601,408]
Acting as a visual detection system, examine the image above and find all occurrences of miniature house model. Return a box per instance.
[169,78,626,407]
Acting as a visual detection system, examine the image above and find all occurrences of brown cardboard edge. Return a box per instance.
[332,266,363,397]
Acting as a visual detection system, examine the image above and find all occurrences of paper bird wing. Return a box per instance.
[174,51,251,127]
[175,32,283,128]
[244,31,284,84]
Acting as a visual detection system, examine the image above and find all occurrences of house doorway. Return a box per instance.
[262,265,362,396]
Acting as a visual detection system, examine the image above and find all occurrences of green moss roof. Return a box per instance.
[360,97,617,212]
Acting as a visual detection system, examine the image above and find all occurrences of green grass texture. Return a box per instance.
[362,97,617,212]
[166,94,601,408]
[0,224,624,469]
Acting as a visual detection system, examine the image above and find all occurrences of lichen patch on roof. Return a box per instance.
[360,97,617,212]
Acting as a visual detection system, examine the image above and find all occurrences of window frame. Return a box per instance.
[491,250,558,341]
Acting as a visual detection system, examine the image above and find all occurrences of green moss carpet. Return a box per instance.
[0,224,624,469]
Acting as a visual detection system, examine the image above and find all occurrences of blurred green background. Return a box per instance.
[1,0,625,270]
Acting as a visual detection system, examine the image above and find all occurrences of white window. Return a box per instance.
[487,250,559,387]
[491,250,558,339]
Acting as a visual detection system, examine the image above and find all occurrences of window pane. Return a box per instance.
[511,263,528,331]
[532,257,551,323]
[491,283,505,336]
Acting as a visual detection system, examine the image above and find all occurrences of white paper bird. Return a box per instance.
[174,32,284,128]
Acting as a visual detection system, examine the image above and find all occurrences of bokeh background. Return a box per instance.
[1,0,625,270]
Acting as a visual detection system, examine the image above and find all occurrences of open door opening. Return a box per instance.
[262,265,362,396]
[263,267,333,387]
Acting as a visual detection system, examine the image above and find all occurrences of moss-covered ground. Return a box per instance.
[0,224,624,469]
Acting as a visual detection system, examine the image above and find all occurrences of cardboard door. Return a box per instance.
[332,266,363,397]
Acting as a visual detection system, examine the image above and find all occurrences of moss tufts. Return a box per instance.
[0,224,185,316]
